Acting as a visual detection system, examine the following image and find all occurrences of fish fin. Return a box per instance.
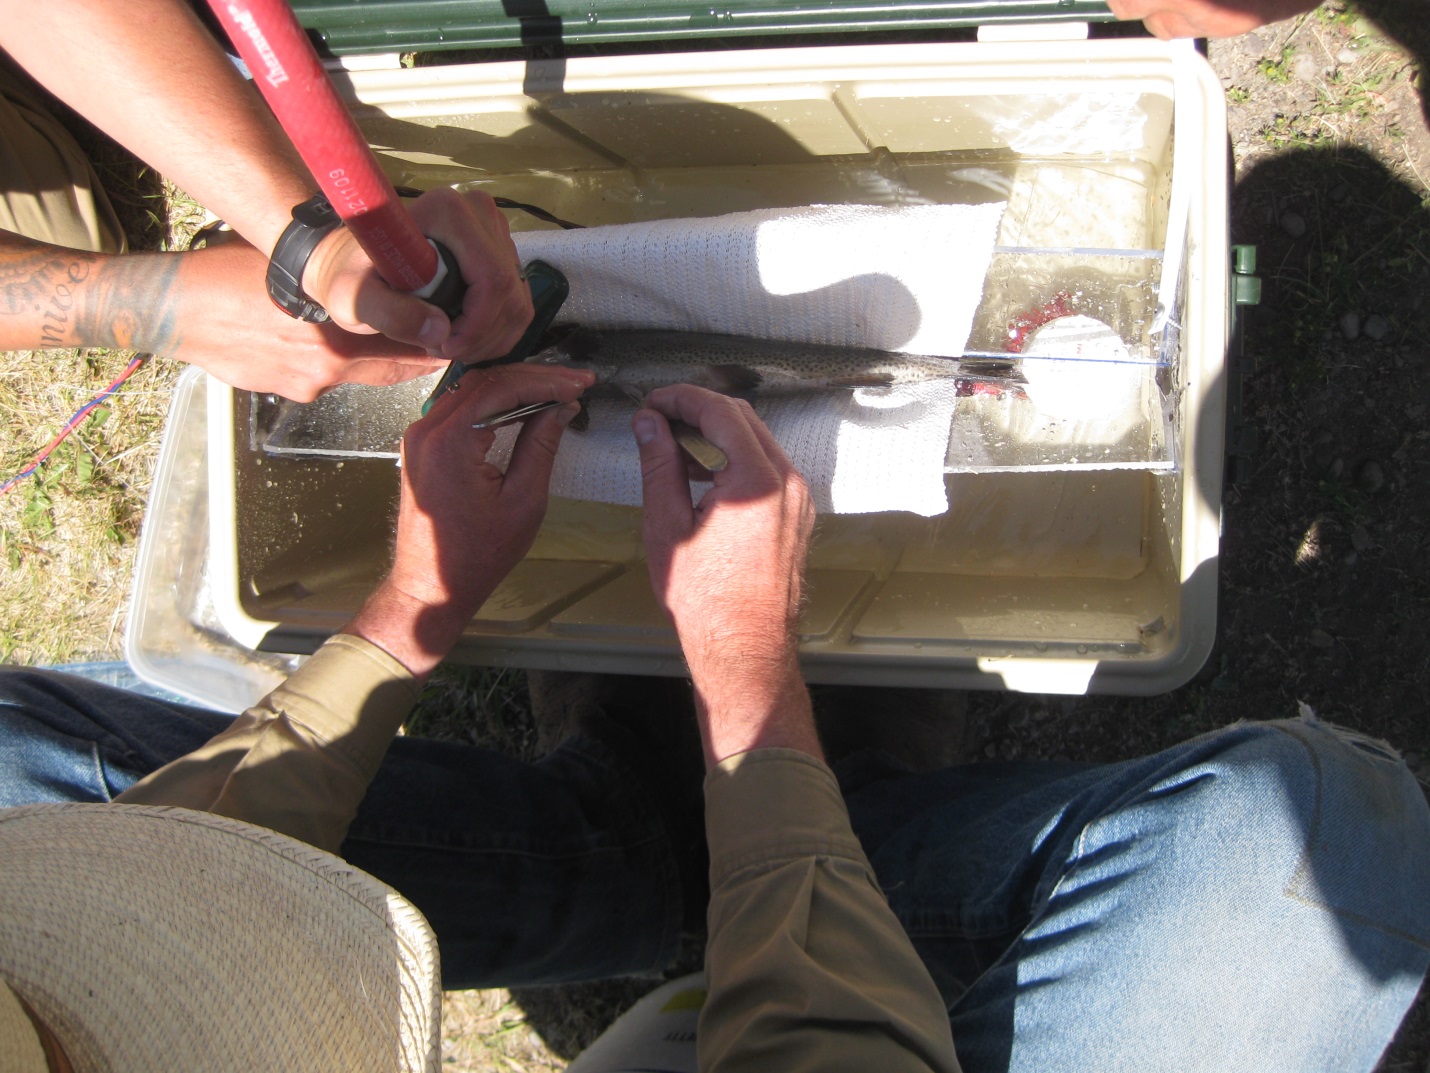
[828,372,896,389]
[707,364,764,398]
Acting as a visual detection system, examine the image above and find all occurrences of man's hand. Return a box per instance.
[0,230,450,402]
[634,385,821,766]
[302,187,534,362]
[170,239,451,400]
[1108,0,1316,38]
[0,1,532,364]
[346,362,595,679]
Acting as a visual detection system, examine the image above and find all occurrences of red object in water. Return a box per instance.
[955,379,1016,399]
[207,0,438,293]
[1005,290,1076,353]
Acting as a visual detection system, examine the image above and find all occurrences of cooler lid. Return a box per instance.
[291,0,1117,55]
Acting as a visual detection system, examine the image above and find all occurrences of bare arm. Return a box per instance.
[1107,0,1317,38]
[634,386,959,1072]
[635,387,821,766]
[0,0,307,254]
[0,0,532,361]
[0,229,450,400]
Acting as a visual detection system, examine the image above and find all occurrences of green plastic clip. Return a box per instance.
[422,260,571,415]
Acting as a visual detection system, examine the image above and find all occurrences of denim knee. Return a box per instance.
[943,720,1430,1073]
[1179,717,1430,953]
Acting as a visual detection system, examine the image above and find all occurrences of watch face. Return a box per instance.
[293,196,340,229]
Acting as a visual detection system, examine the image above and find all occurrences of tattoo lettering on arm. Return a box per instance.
[0,234,184,353]
[74,253,182,353]
[0,245,95,348]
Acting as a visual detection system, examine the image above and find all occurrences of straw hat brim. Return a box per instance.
[0,803,440,1073]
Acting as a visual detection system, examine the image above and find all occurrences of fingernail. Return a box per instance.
[634,414,657,445]
[418,316,447,348]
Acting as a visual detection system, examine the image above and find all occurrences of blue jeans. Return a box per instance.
[2,665,1427,1072]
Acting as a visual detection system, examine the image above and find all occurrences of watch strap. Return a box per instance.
[266,195,343,323]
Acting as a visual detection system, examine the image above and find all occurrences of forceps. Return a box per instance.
[472,394,729,473]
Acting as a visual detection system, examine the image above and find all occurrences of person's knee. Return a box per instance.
[1182,718,1430,945]
[1241,718,1428,837]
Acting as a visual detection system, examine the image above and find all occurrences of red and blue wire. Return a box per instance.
[0,355,145,497]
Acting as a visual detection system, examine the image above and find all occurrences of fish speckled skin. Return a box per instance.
[525,328,1020,400]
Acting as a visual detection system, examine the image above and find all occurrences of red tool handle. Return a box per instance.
[208,0,456,303]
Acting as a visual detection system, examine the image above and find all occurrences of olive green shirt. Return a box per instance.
[118,635,959,1073]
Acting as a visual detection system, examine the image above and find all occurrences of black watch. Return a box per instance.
[266,194,343,322]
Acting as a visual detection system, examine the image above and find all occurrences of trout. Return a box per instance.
[524,328,1022,401]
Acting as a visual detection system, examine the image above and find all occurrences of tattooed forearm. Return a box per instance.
[73,253,183,353]
[0,240,96,348]
[0,231,187,353]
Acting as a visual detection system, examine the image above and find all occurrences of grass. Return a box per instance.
[408,663,542,757]
[0,351,178,662]
[1242,2,1424,163]
[1259,45,1296,83]
[0,103,194,663]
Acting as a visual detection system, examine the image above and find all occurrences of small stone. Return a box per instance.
[1351,525,1372,552]
[1309,628,1336,648]
[1327,457,1345,480]
[1355,460,1385,494]
[1292,53,1319,82]
[1336,48,1358,65]
[1281,212,1307,238]
[1363,314,1390,341]
[1339,311,1361,340]
[1328,181,1350,202]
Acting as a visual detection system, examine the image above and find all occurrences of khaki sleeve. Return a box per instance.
[698,749,960,1073]
[116,634,420,854]
[0,58,125,252]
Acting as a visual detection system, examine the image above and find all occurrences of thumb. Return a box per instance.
[352,277,452,350]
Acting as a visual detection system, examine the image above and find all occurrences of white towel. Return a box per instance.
[502,203,1004,516]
